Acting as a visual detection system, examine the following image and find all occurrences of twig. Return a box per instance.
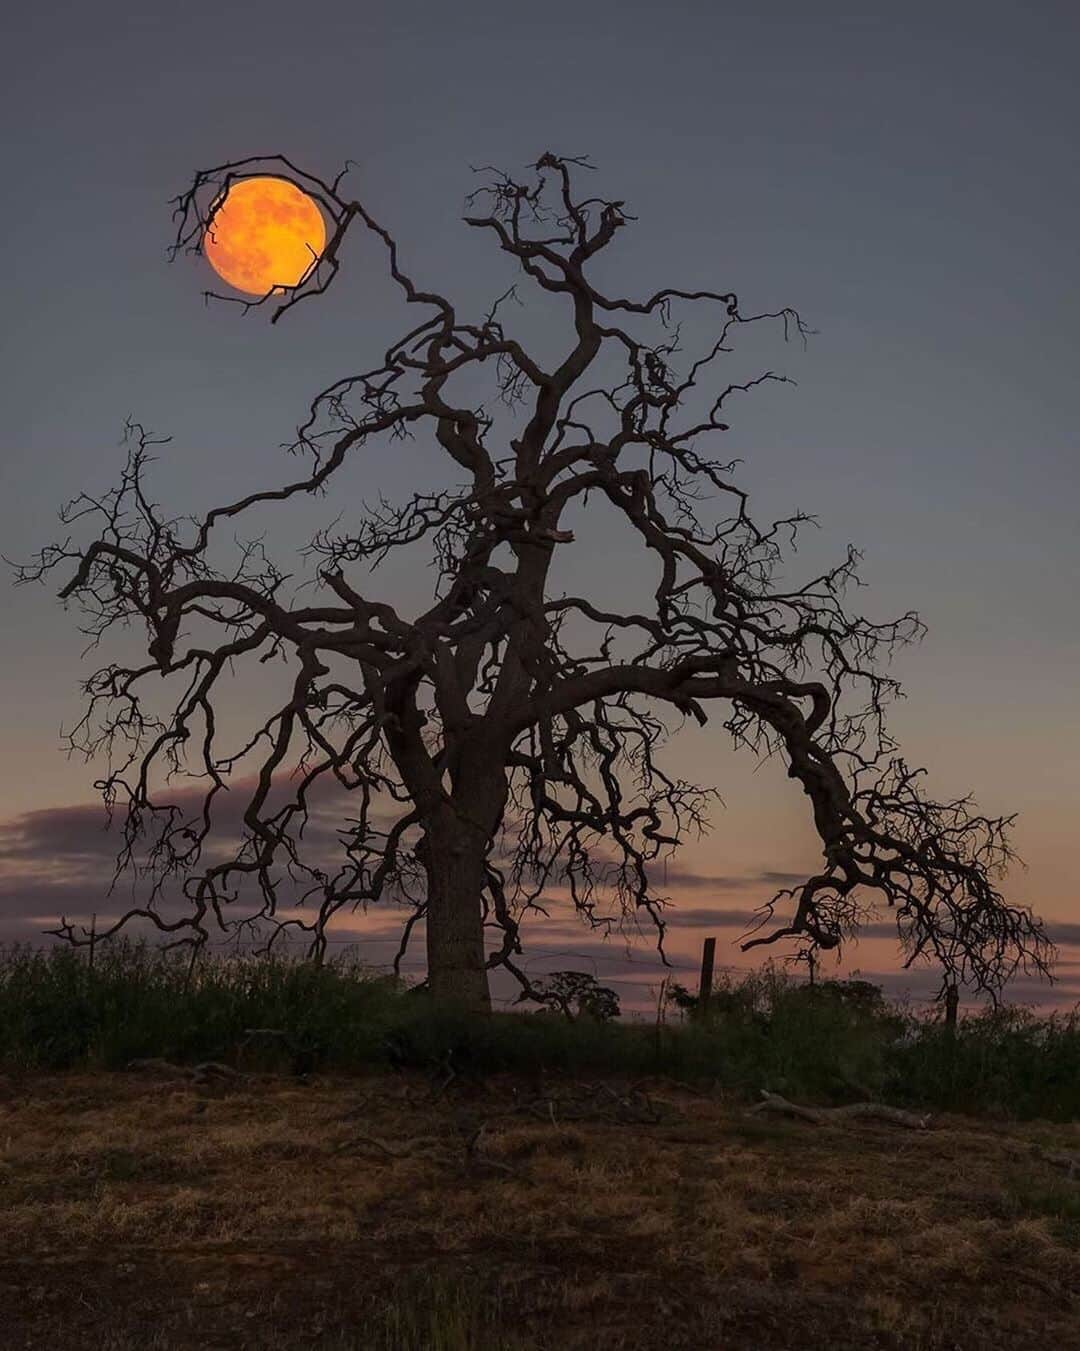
[332,1131,413,1159]
[632,1075,708,1098]
[463,1119,522,1178]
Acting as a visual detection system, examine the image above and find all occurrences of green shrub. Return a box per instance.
[885,1002,1080,1120]
[1,942,1075,1120]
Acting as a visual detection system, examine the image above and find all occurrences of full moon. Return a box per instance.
[202,176,327,297]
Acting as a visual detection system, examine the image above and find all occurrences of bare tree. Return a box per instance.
[17,151,1053,1012]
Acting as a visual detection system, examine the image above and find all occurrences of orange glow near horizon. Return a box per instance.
[202,177,326,297]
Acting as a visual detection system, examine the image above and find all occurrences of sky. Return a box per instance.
[1,0,1077,1013]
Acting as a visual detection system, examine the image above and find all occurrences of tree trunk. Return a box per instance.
[420,818,492,1013]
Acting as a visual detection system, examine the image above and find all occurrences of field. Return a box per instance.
[1,1065,1078,1350]
[1,944,1078,1348]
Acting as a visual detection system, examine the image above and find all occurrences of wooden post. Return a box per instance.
[698,937,716,1018]
[654,976,669,1069]
[88,913,97,973]
[944,982,959,1035]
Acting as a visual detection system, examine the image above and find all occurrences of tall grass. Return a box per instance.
[0,940,405,1072]
[0,941,1076,1120]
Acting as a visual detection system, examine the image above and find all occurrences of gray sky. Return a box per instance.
[1,0,1077,1006]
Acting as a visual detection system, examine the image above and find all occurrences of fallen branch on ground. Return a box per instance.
[1038,1148,1080,1179]
[463,1120,523,1178]
[331,1131,418,1159]
[509,1081,676,1126]
[1001,1139,1080,1181]
[332,1124,522,1178]
[127,1058,241,1085]
[750,1089,931,1130]
[633,1075,712,1098]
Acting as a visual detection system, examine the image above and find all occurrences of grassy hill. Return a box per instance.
[1,943,1077,1348]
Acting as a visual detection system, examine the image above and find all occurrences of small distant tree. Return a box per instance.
[665,982,702,1019]
[18,151,1053,1012]
[538,971,621,1023]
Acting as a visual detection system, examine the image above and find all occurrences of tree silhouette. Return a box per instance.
[18,152,1053,1011]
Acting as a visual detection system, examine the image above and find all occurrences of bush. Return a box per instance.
[885,1002,1080,1120]
[0,942,1075,1120]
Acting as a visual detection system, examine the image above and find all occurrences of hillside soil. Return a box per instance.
[0,1068,1077,1349]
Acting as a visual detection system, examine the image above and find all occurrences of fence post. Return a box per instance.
[88,913,97,973]
[698,936,716,1018]
[943,982,959,1035]
[654,975,669,1068]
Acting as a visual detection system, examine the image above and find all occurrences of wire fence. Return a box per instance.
[6,913,976,1014]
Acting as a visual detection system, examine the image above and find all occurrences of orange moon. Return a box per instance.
[202,177,327,297]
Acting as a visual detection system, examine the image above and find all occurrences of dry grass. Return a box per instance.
[0,1069,1077,1349]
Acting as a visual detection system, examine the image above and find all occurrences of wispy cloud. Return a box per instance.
[0,802,131,864]
[0,774,397,870]
[0,793,1075,1014]
[645,864,807,892]
[653,905,758,929]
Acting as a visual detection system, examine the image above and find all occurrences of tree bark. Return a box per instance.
[419,813,493,1014]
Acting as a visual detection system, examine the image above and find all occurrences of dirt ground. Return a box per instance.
[0,1067,1077,1350]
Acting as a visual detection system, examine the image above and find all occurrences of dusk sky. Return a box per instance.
[1,1,1077,1012]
